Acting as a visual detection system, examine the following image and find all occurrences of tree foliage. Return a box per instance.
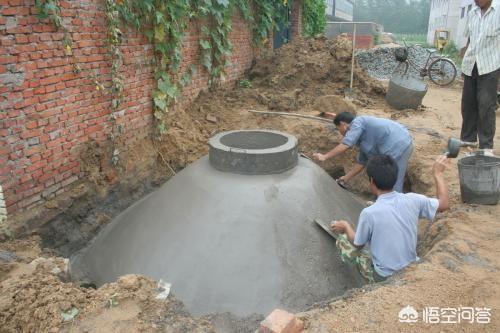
[354,0,431,34]
[303,0,326,36]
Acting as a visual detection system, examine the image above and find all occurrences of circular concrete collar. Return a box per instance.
[209,130,299,175]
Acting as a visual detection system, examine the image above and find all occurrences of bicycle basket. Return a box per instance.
[394,47,408,62]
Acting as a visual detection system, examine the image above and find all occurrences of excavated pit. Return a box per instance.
[70,130,367,317]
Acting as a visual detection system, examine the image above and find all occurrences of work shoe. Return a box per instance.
[481,149,495,157]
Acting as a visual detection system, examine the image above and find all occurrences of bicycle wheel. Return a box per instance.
[428,58,457,86]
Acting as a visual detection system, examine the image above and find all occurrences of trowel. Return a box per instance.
[312,218,338,240]
[444,137,478,158]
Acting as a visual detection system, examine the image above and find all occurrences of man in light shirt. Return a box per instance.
[330,154,450,282]
[460,0,499,156]
[313,112,413,192]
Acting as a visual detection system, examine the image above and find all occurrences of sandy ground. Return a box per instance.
[1,37,499,332]
[299,84,500,333]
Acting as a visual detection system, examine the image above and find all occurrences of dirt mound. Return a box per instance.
[0,239,214,333]
[155,36,384,176]
[247,35,385,111]
[312,95,357,115]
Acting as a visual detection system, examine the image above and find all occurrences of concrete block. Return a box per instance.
[209,130,298,175]
[258,309,304,333]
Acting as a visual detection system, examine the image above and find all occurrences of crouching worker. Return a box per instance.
[313,112,413,192]
[331,154,450,282]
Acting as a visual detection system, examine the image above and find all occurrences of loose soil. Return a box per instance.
[1,36,499,333]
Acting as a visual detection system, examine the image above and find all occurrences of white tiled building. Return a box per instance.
[325,0,354,22]
[455,0,475,48]
[427,0,461,46]
[427,0,476,48]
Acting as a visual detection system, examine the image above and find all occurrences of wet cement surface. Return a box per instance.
[71,156,366,317]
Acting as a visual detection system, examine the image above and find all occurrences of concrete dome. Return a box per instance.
[70,130,366,316]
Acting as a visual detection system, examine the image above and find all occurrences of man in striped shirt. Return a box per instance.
[460,0,499,156]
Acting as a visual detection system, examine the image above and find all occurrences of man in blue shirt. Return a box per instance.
[331,154,450,281]
[313,112,413,192]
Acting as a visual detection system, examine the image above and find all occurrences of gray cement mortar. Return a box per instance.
[71,132,367,317]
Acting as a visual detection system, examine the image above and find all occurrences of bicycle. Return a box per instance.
[393,39,458,86]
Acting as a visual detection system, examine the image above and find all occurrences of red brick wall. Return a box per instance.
[0,0,267,218]
[345,33,375,49]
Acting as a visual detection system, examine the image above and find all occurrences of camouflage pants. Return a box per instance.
[336,234,376,283]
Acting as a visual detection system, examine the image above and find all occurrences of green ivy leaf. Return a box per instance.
[154,25,165,41]
[112,99,120,109]
[155,11,164,24]
[202,53,212,72]
[154,96,167,111]
[152,88,166,99]
[155,42,169,54]
[199,40,211,50]
[159,72,169,82]
[157,123,168,134]
[180,73,191,87]
[158,77,178,98]
[201,26,210,35]
[190,65,198,76]
[45,2,59,14]
[144,29,154,42]
[216,0,230,7]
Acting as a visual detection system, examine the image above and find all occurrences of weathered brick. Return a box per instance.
[25,121,38,129]
[25,146,41,156]
[15,34,28,44]
[33,86,46,95]
[259,309,304,333]
[19,174,32,184]
[19,194,42,208]
[25,160,46,172]
[20,128,41,139]
[29,154,41,163]
[8,0,25,7]
[1,6,20,15]
[41,182,60,198]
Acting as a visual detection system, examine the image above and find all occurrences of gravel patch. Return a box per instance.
[356,44,459,81]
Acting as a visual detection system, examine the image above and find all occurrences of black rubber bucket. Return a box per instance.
[458,155,500,205]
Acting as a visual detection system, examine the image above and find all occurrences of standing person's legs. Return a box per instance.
[394,143,414,193]
[476,69,499,149]
[461,65,479,143]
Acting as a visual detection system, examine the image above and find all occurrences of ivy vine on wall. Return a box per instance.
[33,0,324,136]
[113,0,293,135]
[34,0,74,67]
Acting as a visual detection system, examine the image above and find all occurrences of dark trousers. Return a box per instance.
[460,65,499,149]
